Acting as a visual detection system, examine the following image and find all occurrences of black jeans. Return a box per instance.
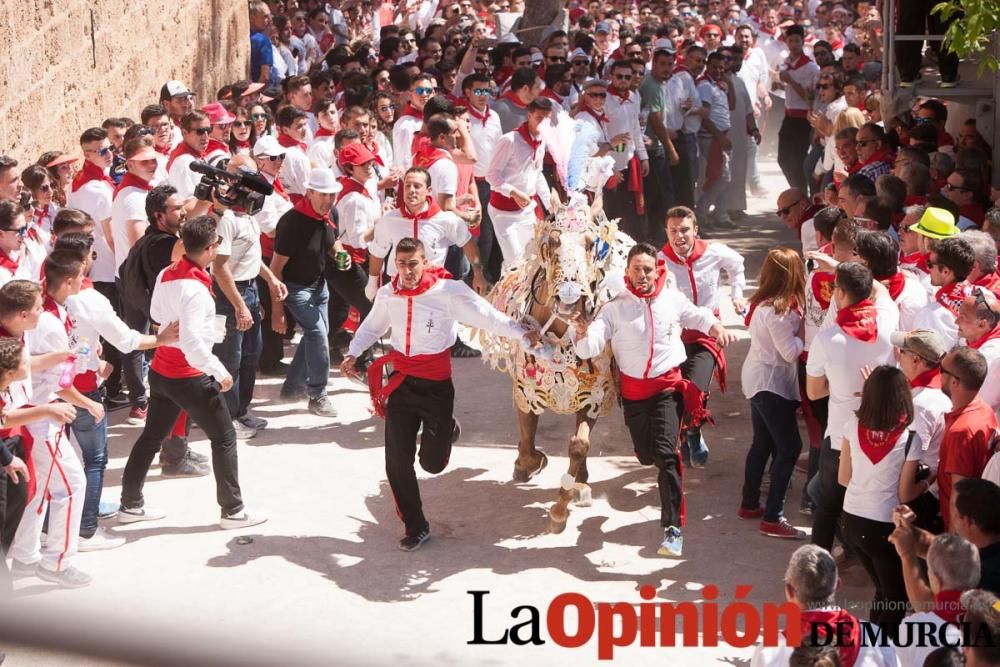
[741,391,803,522]
[798,360,828,491]
[895,0,959,82]
[121,370,243,515]
[385,375,455,536]
[116,277,150,408]
[644,150,673,249]
[681,341,716,442]
[93,280,123,397]
[604,170,648,243]
[623,390,685,528]
[0,437,27,594]
[778,116,811,191]
[326,260,372,334]
[841,512,910,637]
[809,437,845,551]
[671,131,698,209]
[475,179,501,284]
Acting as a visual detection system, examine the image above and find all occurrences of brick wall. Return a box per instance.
[0,0,250,163]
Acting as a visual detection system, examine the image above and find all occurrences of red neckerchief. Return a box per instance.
[335,177,372,203]
[161,255,213,292]
[42,294,72,336]
[399,197,442,239]
[0,252,19,274]
[271,176,290,201]
[32,205,50,231]
[581,107,610,126]
[910,367,942,389]
[877,272,906,301]
[292,195,328,223]
[661,240,708,304]
[399,103,423,120]
[493,65,513,87]
[697,72,727,90]
[785,53,812,71]
[625,260,668,300]
[315,126,336,139]
[974,271,1000,298]
[410,132,430,158]
[501,90,528,109]
[154,143,171,156]
[797,609,862,667]
[412,144,452,169]
[277,132,307,151]
[934,590,964,624]
[367,141,385,167]
[744,302,759,327]
[935,281,971,317]
[391,265,452,296]
[758,25,777,37]
[858,148,892,170]
[516,123,543,161]
[835,298,878,342]
[71,160,114,192]
[234,139,251,151]
[166,141,206,171]
[844,160,863,176]
[465,103,490,126]
[609,85,630,102]
[113,172,152,199]
[858,418,907,465]
[900,251,930,273]
[206,138,230,156]
[541,88,564,105]
[969,322,1000,350]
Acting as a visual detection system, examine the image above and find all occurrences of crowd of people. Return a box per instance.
[3,0,1000,662]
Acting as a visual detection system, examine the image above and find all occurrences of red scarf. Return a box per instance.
[314,126,336,139]
[336,177,373,203]
[969,322,1000,350]
[910,367,942,389]
[42,294,73,336]
[0,252,19,275]
[624,260,668,300]
[878,272,906,301]
[166,141,206,171]
[154,143,171,156]
[391,264,451,297]
[581,107,610,126]
[858,419,907,465]
[500,90,528,109]
[796,609,862,667]
[541,88,564,105]
[270,177,290,201]
[71,160,114,192]
[412,144,452,170]
[608,85,630,102]
[399,103,423,120]
[234,139,251,151]
[277,132,307,151]
[516,123,543,161]
[399,198,442,239]
[935,281,971,317]
[466,104,491,126]
[367,142,385,167]
[900,251,930,273]
[661,240,708,304]
[810,271,835,310]
[835,298,878,343]
[933,589,964,624]
[292,195,329,224]
[113,172,152,199]
[974,271,1000,298]
[161,255,213,292]
[858,148,892,171]
[206,138,230,156]
[785,54,813,71]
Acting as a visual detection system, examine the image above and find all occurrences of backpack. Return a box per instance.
[118,233,160,319]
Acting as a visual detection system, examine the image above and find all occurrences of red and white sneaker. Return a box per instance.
[759,518,805,539]
[737,506,764,520]
[127,405,148,425]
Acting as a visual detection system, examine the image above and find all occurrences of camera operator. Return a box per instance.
[250,136,294,376]
[206,155,287,439]
[167,110,214,217]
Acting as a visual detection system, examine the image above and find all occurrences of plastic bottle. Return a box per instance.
[56,338,90,389]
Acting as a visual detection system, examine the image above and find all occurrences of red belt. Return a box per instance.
[343,244,368,264]
[619,367,711,427]
[366,349,452,418]
[785,108,809,119]
[489,191,528,212]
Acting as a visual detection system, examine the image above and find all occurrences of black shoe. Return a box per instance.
[451,418,461,444]
[259,362,290,377]
[451,339,481,358]
[399,526,431,552]
[161,452,211,477]
[104,391,131,410]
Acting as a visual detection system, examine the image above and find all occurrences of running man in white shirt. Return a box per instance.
[341,238,537,552]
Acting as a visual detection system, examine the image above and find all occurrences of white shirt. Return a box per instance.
[665,69,702,134]
[800,216,819,256]
[216,210,263,281]
[782,55,820,112]
[466,106,503,179]
[895,272,930,331]
[334,187,381,250]
[660,242,746,313]
[67,179,116,282]
[972,337,1000,414]
[369,205,471,276]
[66,286,144,375]
[697,75,731,133]
[110,184,150,278]
[392,113,423,170]
[909,384,950,488]
[427,154,459,197]
[806,294,899,449]
[150,263,228,381]
[842,414,908,523]
[485,129,546,203]
[278,145,312,196]
[167,153,201,200]
[26,302,76,405]
[348,278,525,358]
[306,135,336,170]
[604,88,649,171]
[0,251,31,288]
[913,292,962,350]
[574,285,718,379]
[895,611,962,667]
[738,48,770,107]
[742,304,804,401]
[253,175,293,240]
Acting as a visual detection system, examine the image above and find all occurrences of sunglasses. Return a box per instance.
[251,113,269,121]
[38,183,52,192]
[855,139,876,147]
[86,147,113,157]
[151,122,172,130]
[3,227,28,238]
[776,200,803,216]
[414,86,435,95]
[472,88,492,96]
[587,92,608,98]
[817,83,832,90]
[264,154,286,161]
[137,127,154,137]
[944,182,972,193]
[233,121,253,128]
[191,127,212,136]
[614,73,633,80]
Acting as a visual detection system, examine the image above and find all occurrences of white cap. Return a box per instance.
[161,80,193,98]
[571,48,591,64]
[305,167,342,194]
[252,135,285,158]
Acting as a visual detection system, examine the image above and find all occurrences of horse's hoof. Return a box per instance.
[512,451,548,483]
[548,517,568,534]
[574,483,593,507]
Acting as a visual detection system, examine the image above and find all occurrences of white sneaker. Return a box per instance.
[118,505,167,524]
[233,420,258,440]
[219,507,268,530]
[79,527,126,552]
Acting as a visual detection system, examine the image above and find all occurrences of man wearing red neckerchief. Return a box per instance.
[751,544,895,667]
[574,242,733,557]
[493,67,541,133]
[341,237,536,552]
[965,230,1000,299]
[855,123,893,183]
[393,73,435,171]
[855,229,928,331]
[202,103,235,164]
[306,98,341,172]
[913,235,975,350]
[604,60,650,241]
[775,25,819,192]
[695,51,734,226]
[166,110,213,218]
[956,290,1000,415]
[275,106,313,201]
[461,72,503,282]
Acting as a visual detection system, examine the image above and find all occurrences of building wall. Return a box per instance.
[0,0,250,162]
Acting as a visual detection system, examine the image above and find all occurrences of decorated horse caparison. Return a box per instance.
[477,194,633,532]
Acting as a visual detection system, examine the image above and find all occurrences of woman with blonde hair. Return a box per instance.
[738,247,808,539]
[821,106,867,184]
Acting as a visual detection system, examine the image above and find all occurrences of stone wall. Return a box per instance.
[0,0,250,162]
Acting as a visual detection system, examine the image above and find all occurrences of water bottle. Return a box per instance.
[56,338,90,389]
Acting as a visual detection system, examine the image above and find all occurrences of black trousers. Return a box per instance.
[385,375,455,536]
[809,437,845,550]
[121,370,243,515]
[681,341,716,436]
[475,179,502,284]
[0,438,27,594]
[94,280,123,397]
[841,512,910,637]
[623,391,685,528]
[117,277,150,409]
[741,391,803,522]
[895,0,959,82]
[644,150,673,249]
[326,260,373,334]
[778,116,812,191]
[257,256,287,372]
[799,360,828,489]
[604,167,649,243]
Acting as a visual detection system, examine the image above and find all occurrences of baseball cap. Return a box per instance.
[339,143,376,166]
[595,21,611,34]
[909,207,960,240]
[571,48,592,64]
[160,80,193,100]
[202,102,236,125]
[252,135,285,158]
[305,167,342,194]
[653,38,676,54]
[890,329,948,364]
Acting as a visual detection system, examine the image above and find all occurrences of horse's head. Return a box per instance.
[536,195,600,316]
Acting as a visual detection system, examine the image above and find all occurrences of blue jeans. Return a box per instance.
[213,280,263,420]
[282,280,330,400]
[71,389,109,538]
[740,391,803,522]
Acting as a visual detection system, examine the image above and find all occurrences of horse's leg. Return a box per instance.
[512,409,547,483]
[549,412,596,532]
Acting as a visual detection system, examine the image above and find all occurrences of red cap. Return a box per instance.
[699,24,722,38]
[202,102,236,125]
[339,143,376,166]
